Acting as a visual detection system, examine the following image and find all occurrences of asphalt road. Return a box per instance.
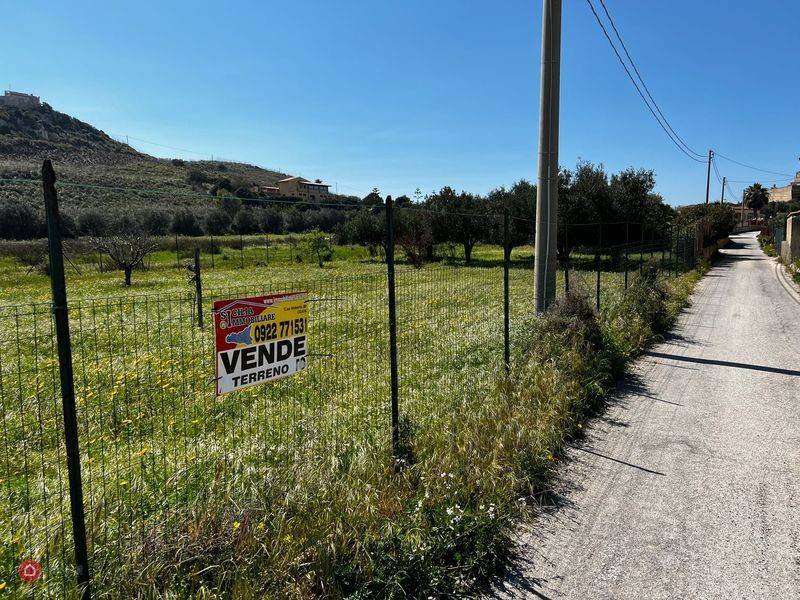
[490,232,800,600]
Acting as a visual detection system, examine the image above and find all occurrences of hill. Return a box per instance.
[0,102,315,212]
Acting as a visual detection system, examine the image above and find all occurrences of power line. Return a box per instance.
[585,0,706,163]
[596,0,705,160]
[587,1,796,181]
[712,157,724,186]
[713,151,793,177]
[727,177,789,184]
[110,133,214,158]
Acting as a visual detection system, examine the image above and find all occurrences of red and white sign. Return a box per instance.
[213,292,308,395]
[18,559,42,583]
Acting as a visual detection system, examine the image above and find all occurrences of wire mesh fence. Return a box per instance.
[0,178,699,596]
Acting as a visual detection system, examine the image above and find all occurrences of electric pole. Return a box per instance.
[705,149,714,204]
[720,176,726,204]
[534,0,562,313]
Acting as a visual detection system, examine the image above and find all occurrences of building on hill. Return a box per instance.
[276,176,331,200]
[0,90,41,109]
[769,172,800,202]
[259,185,280,196]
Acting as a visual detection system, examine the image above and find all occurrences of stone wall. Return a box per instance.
[780,213,800,264]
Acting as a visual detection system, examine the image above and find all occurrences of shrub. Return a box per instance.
[232,208,260,235]
[203,209,232,236]
[171,210,203,236]
[187,169,206,185]
[139,209,171,236]
[283,209,306,233]
[0,202,45,239]
[299,229,333,267]
[258,208,283,234]
[77,209,110,237]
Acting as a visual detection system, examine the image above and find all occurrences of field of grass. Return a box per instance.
[0,237,684,597]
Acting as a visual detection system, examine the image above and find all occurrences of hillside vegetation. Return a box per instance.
[0,102,311,211]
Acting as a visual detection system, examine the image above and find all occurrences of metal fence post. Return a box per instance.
[210,234,215,270]
[624,222,629,289]
[639,226,644,275]
[682,229,688,269]
[385,196,400,459]
[239,234,245,269]
[503,209,510,372]
[42,160,92,599]
[194,247,203,328]
[595,253,601,311]
[175,233,180,269]
[669,230,674,276]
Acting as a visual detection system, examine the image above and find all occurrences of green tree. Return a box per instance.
[204,208,232,236]
[138,209,171,236]
[487,180,536,260]
[77,209,110,237]
[345,210,385,257]
[362,188,383,207]
[258,208,284,234]
[0,203,45,240]
[744,183,770,218]
[610,167,656,224]
[232,208,260,235]
[426,187,488,264]
[300,229,333,267]
[395,203,433,267]
[171,210,203,236]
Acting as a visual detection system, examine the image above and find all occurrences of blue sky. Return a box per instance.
[2,0,798,204]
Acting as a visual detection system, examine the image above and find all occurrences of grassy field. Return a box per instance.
[0,236,678,597]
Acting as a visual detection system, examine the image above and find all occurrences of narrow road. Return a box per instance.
[491,232,800,599]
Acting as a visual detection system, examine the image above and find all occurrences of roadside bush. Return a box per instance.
[676,204,738,247]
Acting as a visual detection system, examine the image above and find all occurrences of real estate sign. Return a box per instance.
[213,292,308,395]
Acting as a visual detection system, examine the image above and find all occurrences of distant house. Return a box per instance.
[259,186,280,196]
[276,177,331,200]
[0,90,41,109]
[769,171,800,203]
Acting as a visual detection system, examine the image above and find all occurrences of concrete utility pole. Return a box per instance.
[534,0,562,313]
[720,176,726,204]
[705,149,714,204]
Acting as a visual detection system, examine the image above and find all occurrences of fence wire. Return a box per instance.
[0,192,699,595]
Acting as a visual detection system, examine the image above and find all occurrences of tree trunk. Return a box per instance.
[464,243,474,264]
[124,267,132,286]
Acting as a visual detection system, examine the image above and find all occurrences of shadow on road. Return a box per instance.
[644,351,800,377]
